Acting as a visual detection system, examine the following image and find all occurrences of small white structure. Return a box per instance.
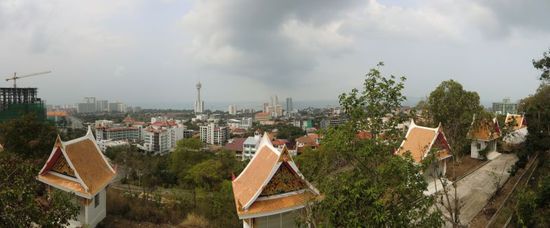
[232,133,320,228]
[97,139,130,152]
[396,120,452,177]
[468,116,501,160]
[37,127,116,227]
[503,114,528,146]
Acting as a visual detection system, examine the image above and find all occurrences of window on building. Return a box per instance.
[477,143,481,150]
[94,193,100,208]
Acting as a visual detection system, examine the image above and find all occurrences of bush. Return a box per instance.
[516,189,537,228]
[179,213,210,228]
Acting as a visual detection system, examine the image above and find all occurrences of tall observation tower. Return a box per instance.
[194,82,204,114]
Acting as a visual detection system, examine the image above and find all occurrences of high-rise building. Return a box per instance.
[286,97,293,115]
[0,87,46,122]
[492,98,518,115]
[200,123,229,145]
[108,102,127,113]
[263,103,270,113]
[77,97,97,113]
[271,96,283,117]
[143,119,185,154]
[96,100,109,112]
[228,104,237,115]
[194,82,204,114]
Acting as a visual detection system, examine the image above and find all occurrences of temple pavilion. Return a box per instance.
[232,133,320,228]
[37,127,116,227]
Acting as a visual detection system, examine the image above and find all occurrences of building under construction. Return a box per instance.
[0,87,46,122]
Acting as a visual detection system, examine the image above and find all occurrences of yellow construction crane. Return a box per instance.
[5,71,51,89]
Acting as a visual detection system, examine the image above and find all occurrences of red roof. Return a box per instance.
[271,139,289,147]
[224,138,246,152]
[151,120,178,127]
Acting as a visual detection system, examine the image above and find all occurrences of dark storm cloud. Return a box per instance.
[183,0,360,85]
[479,0,550,36]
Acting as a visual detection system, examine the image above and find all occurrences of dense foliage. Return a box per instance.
[106,138,244,227]
[533,48,550,82]
[0,114,58,159]
[296,63,442,227]
[424,80,483,157]
[0,150,79,227]
[514,152,550,227]
[252,123,305,142]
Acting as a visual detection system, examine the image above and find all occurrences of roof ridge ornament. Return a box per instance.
[86,125,95,140]
[258,132,273,149]
[54,134,63,148]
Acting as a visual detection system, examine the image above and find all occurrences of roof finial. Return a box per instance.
[86,125,95,140]
[409,118,416,127]
[54,134,63,148]
[258,132,273,149]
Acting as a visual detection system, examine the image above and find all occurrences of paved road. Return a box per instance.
[442,153,518,226]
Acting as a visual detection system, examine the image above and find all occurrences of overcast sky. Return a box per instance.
[1,0,549,108]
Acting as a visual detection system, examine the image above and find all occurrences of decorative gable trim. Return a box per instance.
[39,135,89,192]
[243,161,282,210]
[242,144,320,209]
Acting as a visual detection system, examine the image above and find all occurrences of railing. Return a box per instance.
[485,152,539,228]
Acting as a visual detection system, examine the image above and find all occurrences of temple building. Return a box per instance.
[468,116,501,160]
[396,120,452,177]
[37,127,116,227]
[503,113,528,147]
[232,133,320,228]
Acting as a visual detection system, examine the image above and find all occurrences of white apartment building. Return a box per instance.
[241,134,261,161]
[94,120,143,142]
[227,117,253,130]
[143,119,185,154]
[200,123,229,145]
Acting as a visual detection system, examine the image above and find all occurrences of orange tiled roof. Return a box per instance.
[505,114,526,131]
[37,128,116,198]
[296,133,319,146]
[37,173,90,197]
[232,146,280,208]
[47,111,68,117]
[232,133,320,218]
[236,191,317,218]
[65,139,115,195]
[396,120,451,163]
[468,118,500,141]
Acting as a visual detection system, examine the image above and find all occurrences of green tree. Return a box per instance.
[515,189,537,228]
[0,114,58,159]
[187,159,223,190]
[533,48,550,82]
[297,63,442,227]
[0,153,79,227]
[169,138,211,186]
[426,80,483,158]
[521,84,550,153]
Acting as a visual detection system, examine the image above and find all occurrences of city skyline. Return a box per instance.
[1,1,549,106]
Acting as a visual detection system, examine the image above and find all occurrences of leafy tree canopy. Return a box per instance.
[297,63,442,227]
[533,48,550,82]
[0,114,58,159]
[0,153,79,227]
[425,80,483,157]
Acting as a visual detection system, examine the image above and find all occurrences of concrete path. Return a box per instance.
[441,153,517,226]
